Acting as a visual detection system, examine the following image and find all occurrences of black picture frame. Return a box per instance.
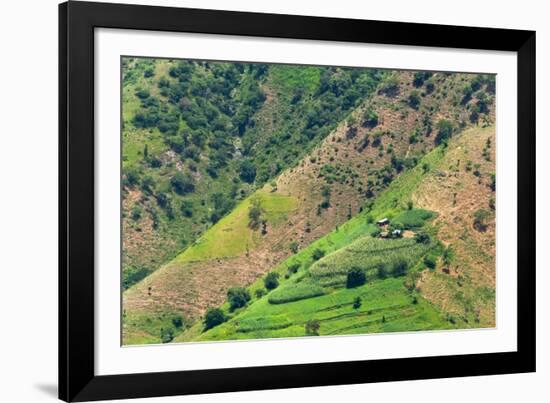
[59,1,536,401]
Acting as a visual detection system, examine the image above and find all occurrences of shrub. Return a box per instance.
[239,160,257,183]
[312,248,325,261]
[135,89,150,99]
[227,287,251,311]
[264,272,280,290]
[425,80,435,94]
[346,267,366,288]
[362,108,379,128]
[288,262,301,274]
[248,199,263,230]
[180,200,194,217]
[379,75,400,96]
[391,258,408,276]
[424,254,437,269]
[408,90,421,110]
[473,209,490,232]
[170,172,195,195]
[255,288,266,298]
[160,327,174,343]
[171,315,184,328]
[305,320,320,336]
[289,242,299,254]
[125,168,140,187]
[435,119,454,145]
[353,296,362,309]
[203,308,226,331]
[376,262,389,279]
[414,232,431,244]
[131,206,142,221]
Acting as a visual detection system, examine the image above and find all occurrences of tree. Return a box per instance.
[227,287,251,311]
[239,160,256,183]
[353,296,362,309]
[305,320,320,336]
[346,267,366,288]
[435,119,454,145]
[264,272,280,290]
[170,172,195,195]
[289,241,299,254]
[203,308,226,331]
[312,248,325,261]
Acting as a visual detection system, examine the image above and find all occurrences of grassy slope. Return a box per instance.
[184,125,494,342]
[181,142,449,341]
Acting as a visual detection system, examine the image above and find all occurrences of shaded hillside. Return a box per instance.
[187,125,495,342]
[123,69,495,344]
[121,58,382,288]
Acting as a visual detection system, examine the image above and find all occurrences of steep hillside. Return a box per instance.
[187,125,495,342]
[123,69,495,344]
[121,58,382,288]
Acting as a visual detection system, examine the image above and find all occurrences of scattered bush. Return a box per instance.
[255,288,266,299]
[160,327,174,343]
[227,287,251,311]
[346,266,366,288]
[312,248,325,261]
[203,308,226,331]
[239,160,257,183]
[424,254,437,269]
[264,272,280,290]
[473,209,490,232]
[435,119,454,145]
[171,315,184,328]
[362,108,379,128]
[170,172,195,195]
[408,90,421,110]
[353,296,362,309]
[305,320,320,336]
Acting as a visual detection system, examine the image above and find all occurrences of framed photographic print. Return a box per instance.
[59,1,535,401]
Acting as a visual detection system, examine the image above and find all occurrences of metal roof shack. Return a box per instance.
[377,218,389,226]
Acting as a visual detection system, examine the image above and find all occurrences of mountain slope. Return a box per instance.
[121,58,382,288]
[123,69,495,344]
[188,124,495,342]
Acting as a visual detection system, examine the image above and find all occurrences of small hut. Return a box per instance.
[377,218,389,227]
